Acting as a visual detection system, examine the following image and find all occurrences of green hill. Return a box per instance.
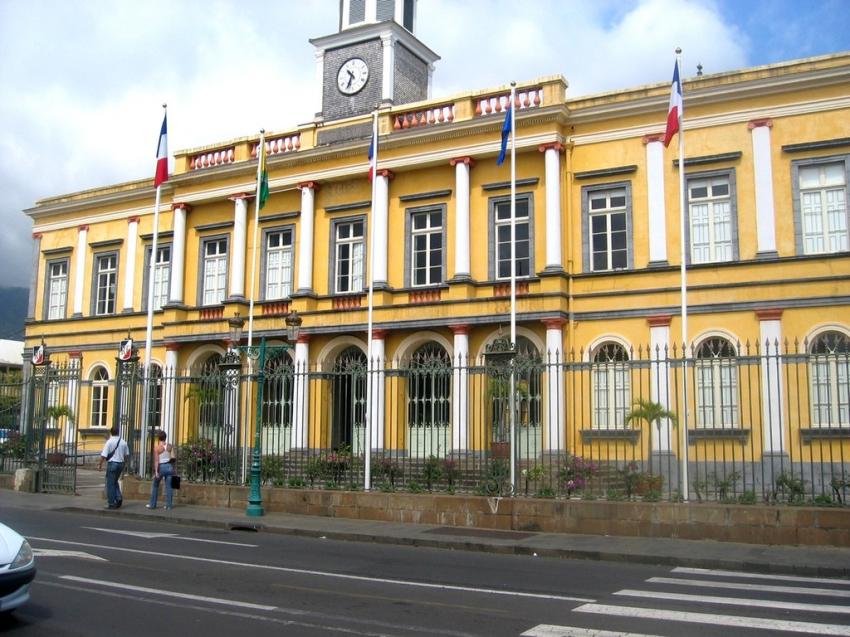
[0,288,28,341]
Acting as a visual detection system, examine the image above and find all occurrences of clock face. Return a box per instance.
[337,58,369,95]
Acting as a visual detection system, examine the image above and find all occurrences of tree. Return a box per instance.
[626,398,677,435]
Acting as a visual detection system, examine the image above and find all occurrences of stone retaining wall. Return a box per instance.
[122,477,850,548]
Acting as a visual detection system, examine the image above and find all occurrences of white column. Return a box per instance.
[540,143,563,271]
[65,352,81,446]
[296,182,317,294]
[750,120,778,255]
[758,309,785,453]
[368,331,386,451]
[381,34,394,103]
[168,204,188,305]
[648,316,673,452]
[122,216,139,312]
[450,158,472,280]
[544,319,565,452]
[162,343,179,440]
[645,136,668,263]
[451,325,469,452]
[365,0,377,22]
[229,195,248,301]
[373,171,390,288]
[72,225,88,316]
[314,50,325,117]
[292,336,310,449]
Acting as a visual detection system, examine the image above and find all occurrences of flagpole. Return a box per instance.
[675,48,690,501]
[140,103,167,478]
[248,129,265,349]
[509,82,517,491]
[364,109,378,491]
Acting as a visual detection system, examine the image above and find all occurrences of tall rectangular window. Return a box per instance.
[94,253,117,316]
[588,188,628,272]
[410,209,443,287]
[202,238,228,306]
[799,162,848,254]
[689,176,734,264]
[492,195,532,279]
[152,245,170,310]
[334,219,364,294]
[264,229,293,300]
[46,260,68,320]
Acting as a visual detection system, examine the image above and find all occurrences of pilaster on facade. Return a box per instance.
[539,143,564,273]
[162,341,181,439]
[647,314,674,452]
[228,194,250,302]
[27,233,42,320]
[123,216,140,312]
[292,334,311,450]
[66,351,82,446]
[643,134,668,266]
[542,317,565,451]
[295,182,319,296]
[381,33,395,104]
[756,308,785,453]
[72,225,89,317]
[450,324,470,452]
[373,172,393,290]
[167,203,190,307]
[749,119,778,257]
[449,157,474,282]
[368,329,387,451]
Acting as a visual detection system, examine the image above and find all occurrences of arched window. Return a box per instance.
[514,336,542,427]
[262,352,294,428]
[695,337,739,428]
[145,364,163,430]
[591,342,630,429]
[810,331,850,427]
[407,343,451,429]
[90,366,109,428]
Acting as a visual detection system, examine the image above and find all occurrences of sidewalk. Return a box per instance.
[3,472,849,579]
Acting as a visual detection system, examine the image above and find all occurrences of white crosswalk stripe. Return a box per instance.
[524,567,850,637]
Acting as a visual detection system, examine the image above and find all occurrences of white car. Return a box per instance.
[0,522,35,613]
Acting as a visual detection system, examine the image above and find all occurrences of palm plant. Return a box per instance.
[625,398,677,435]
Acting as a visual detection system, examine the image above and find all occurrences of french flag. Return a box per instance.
[154,113,168,187]
[367,130,376,181]
[663,60,682,148]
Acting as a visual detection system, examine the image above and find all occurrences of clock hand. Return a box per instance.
[346,69,354,88]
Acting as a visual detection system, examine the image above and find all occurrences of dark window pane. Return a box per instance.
[593,253,607,270]
[592,234,607,251]
[591,215,606,232]
[611,213,626,231]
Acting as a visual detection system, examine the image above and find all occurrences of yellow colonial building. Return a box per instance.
[21,2,850,500]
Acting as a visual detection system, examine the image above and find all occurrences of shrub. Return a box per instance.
[559,455,597,497]
[261,455,285,486]
[372,457,402,488]
[422,455,443,492]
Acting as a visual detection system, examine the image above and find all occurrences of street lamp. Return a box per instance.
[221,310,301,516]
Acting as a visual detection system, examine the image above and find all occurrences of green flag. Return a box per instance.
[258,139,269,209]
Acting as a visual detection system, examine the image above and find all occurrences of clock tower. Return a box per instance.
[310,0,439,124]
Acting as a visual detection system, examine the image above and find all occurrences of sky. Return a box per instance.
[1,0,849,291]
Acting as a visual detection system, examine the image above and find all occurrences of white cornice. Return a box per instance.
[570,96,850,146]
[309,21,440,64]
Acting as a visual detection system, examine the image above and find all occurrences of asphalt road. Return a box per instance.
[2,506,849,636]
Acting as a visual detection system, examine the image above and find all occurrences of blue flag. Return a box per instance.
[496,106,512,166]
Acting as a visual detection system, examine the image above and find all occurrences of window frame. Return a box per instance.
[43,257,69,321]
[329,215,366,295]
[791,153,850,256]
[581,181,633,273]
[404,204,446,288]
[685,169,739,265]
[694,337,740,429]
[488,192,535,281]
[590,342,631,430]
[261,225,295,301]
[90,366,110,429]
[808,331,850,428]
[197,235,229,307]
[141,243,172,311]
[91,251,118,316]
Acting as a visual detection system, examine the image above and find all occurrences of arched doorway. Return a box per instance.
[331,346,366,452]
[406,342,451,458]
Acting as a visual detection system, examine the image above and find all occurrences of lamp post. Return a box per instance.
[221,310,302,516]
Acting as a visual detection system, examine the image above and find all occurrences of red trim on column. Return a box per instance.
[537,142,564,153]
[32,233,43,240]
[171,202,192,213]
[371,329,389,340]
[67,350,82,359]
[228,193,250,202]
[642,134,665,145]
[297,181,320,191]
[165,342,181,351]
[748,118,773,130]
[296,333,311,345]
[647,315,673,328]
[449,156,476,168]
[127,216,140,224]
[756,308,783,321]
[78,225,89,232]
[541,317,566,330]
[449,324,470,335]
[375,169,394,180]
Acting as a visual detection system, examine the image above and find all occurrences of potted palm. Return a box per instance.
[625,398,677,495]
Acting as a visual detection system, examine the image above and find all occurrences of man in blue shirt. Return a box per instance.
[97,426,129,509]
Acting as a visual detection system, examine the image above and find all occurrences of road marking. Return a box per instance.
[616,589,850,614]
[30,535,594,603]
[32,548,106,561]
[59,575,277,611]
[84,526,258,547]
[522,626,665,637]
[574,603,850,636]
[672,567,850,586]
[647,576,850,598]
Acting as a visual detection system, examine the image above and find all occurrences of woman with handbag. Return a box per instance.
[147,430,175,510]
